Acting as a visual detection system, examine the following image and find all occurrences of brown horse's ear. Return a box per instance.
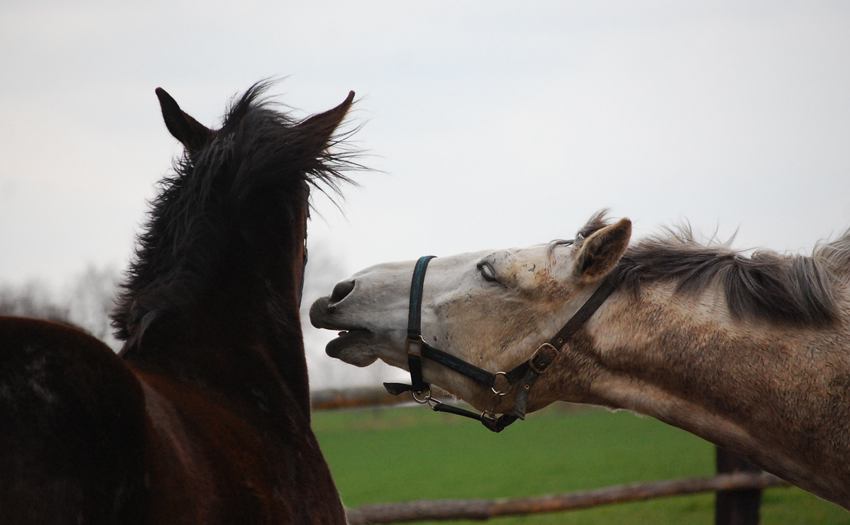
[294,90,355,157]
[574,218,632,283]
[155,87,212,152]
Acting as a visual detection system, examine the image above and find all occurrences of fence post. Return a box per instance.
[715,447,762,525]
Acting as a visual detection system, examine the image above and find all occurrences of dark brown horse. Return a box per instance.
[0,82,355,524]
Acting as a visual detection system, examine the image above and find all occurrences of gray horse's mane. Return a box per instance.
[582,211,850,327]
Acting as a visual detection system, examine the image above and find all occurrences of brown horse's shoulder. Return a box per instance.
[0,316,149,524]
[130,368,346,523]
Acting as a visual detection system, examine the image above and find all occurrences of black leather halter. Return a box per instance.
[383,253,618,432]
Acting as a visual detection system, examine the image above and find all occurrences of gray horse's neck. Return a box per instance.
[554,280,850,507]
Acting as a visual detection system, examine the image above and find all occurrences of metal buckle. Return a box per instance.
[529,343,558,374]
[411,387,431,404]
[491,371,511,396]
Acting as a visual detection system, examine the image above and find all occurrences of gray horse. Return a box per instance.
[312,210,850,509]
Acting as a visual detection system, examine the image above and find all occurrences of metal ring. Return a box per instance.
[481,410,498,422]
[491,371,511,396]
[412,388,431,404]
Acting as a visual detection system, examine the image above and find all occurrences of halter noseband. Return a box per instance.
[383,253,618,433]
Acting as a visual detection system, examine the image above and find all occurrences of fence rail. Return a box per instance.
[311,387,786,524]
[346,472,786,524]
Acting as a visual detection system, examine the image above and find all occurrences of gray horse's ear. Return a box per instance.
[155,87,212,152]
[574,218,632,283]
[294,90,355,158]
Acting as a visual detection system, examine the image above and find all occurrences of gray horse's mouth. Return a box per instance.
[309,296,373,359]
[325,329,372,358]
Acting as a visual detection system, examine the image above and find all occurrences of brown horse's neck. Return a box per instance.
[123,212,312,419]
[550,280,850,507]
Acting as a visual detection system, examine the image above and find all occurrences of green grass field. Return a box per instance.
[314,405,849,524]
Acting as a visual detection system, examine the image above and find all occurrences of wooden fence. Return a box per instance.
[311,388,788,524]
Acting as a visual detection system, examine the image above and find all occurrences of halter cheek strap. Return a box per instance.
[383,254,618,433]
[403,255,435,394]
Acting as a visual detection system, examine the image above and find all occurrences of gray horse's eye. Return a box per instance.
[476,261,498,283]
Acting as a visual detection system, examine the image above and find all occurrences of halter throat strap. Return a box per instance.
[505,274,618,418]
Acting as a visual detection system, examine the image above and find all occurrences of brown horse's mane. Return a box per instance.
[111,81,358,347]
[580,210,850,327]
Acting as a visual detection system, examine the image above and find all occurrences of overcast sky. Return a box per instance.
[3,1,850,387]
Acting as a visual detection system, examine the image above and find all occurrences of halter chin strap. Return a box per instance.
[384,254,619,433]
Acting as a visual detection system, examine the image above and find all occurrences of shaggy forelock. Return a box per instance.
[577,209,611,239]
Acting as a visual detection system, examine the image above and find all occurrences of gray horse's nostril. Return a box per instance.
[329,280,355,304]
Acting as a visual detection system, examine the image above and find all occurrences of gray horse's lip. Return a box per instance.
[309,296,344,330]
[325,329,372,358]
[309,296,364,331]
